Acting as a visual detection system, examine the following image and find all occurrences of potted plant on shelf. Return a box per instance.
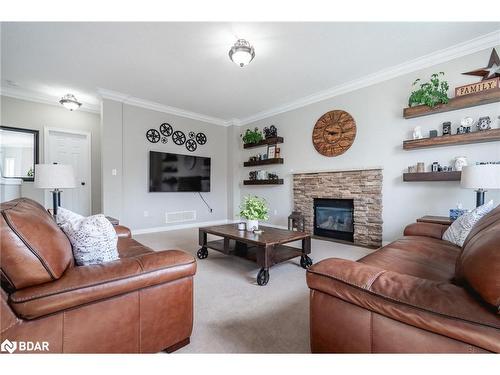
[408,72,450,108]
[241,128,264,145]
[239,195,269,231]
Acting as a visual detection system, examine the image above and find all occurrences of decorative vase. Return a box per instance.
[412,126,423,140]
[454,156,468,171]
[247,219,259,231]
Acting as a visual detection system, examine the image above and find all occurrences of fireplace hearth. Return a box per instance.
[313,198,354,242]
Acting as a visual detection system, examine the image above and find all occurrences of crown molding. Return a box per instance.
[0,86,100,114]
[2,30,498,127]
[97,88,229,126]
[237,30,500,125]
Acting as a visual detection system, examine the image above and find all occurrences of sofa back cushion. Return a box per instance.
[455,204,500,311]
[0,198,73,290]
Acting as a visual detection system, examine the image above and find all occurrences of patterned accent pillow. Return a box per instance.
[443,200,494,247]
[56,206,84,225]
[60,213,119,266]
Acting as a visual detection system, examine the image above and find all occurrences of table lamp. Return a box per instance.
[34,163,76,216]
[460,164,500,207]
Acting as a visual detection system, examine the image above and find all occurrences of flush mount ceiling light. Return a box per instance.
[59,93,82,111]
[229,39,255,67]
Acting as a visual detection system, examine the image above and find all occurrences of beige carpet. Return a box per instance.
[135,227,373,353]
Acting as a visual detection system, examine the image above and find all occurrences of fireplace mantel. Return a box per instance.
[293,169,383,248]
[291,166,383,175]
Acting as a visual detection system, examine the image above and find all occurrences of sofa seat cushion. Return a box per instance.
[9,249,196,320]
[359,236,461,282]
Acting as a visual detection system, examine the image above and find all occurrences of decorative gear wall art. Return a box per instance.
[149,123,208,149]
[196,132,207,145]
[186,139,197,152]
[146,129,161,143]
[172,130,186,145]
[160,123,173,136]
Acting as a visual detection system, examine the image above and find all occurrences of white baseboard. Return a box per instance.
[131,219,233,235]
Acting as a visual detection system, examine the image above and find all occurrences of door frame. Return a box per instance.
[43,127,92,215]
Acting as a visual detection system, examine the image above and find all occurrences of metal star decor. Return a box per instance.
[462,48,500,81]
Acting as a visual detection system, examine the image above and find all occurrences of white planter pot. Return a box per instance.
[247,219,259,231]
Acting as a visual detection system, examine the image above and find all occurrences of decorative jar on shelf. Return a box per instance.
[454,156,468,172]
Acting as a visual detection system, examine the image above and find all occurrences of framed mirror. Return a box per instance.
[0,126,39,182]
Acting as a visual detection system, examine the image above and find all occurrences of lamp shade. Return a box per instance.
[460,164,500,190]
[34,164,76,189]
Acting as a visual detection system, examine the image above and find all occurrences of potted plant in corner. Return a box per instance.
[239,195,269,231]
[408,72,450,108]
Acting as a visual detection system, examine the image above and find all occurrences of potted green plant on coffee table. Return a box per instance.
[239,195,269,231]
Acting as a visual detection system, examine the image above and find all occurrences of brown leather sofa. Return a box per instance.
[307,205,500,353]
[1,198,196,353]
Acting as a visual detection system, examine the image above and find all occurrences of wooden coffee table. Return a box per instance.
[198,224,312,286]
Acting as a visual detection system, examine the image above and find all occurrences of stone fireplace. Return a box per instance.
[293,168,383,248]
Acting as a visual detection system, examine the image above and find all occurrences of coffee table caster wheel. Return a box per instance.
[300,254,313,269]
[257,268,269,286]
[197,247,208,259]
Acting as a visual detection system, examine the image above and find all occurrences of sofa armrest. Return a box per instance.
[9,249,196,320]
[307,258,500,352]
[114,225,131,238]
[403,222,448,239]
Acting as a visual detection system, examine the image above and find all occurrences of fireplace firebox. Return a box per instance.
[313,198,354,242]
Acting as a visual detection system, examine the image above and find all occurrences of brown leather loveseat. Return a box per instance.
[1,198,196,353]
[307,205,500,353]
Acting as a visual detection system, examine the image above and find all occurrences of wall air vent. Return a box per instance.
[166,210,197,224]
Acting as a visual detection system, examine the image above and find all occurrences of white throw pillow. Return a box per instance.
[55,206,84,226]
[442,200,494,247]
[59,212,119,266]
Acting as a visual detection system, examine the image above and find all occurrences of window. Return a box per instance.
[0,126,39,182]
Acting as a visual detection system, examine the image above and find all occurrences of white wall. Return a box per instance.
[0,96,102,213]
[101,100,229,231]
[232,46,500,242]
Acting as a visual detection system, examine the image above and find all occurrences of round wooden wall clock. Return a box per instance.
[312,110,356,156]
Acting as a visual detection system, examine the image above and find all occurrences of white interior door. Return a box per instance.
[45,128,91,216]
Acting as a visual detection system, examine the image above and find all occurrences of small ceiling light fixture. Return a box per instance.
[59,93,82,111]
[229,39,255,67]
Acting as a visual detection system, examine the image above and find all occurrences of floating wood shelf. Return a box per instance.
[243,137,284,149]
[403,171,461,182]
[403,89,500,119]
[243,158,284,167]
[243,179,284,185]
[403,129,500,150]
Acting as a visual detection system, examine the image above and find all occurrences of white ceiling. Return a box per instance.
[1,22,499,123]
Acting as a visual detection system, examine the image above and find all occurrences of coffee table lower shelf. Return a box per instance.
[206,239,303,266]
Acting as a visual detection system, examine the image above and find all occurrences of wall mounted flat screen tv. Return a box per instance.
[149,151,211,192]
